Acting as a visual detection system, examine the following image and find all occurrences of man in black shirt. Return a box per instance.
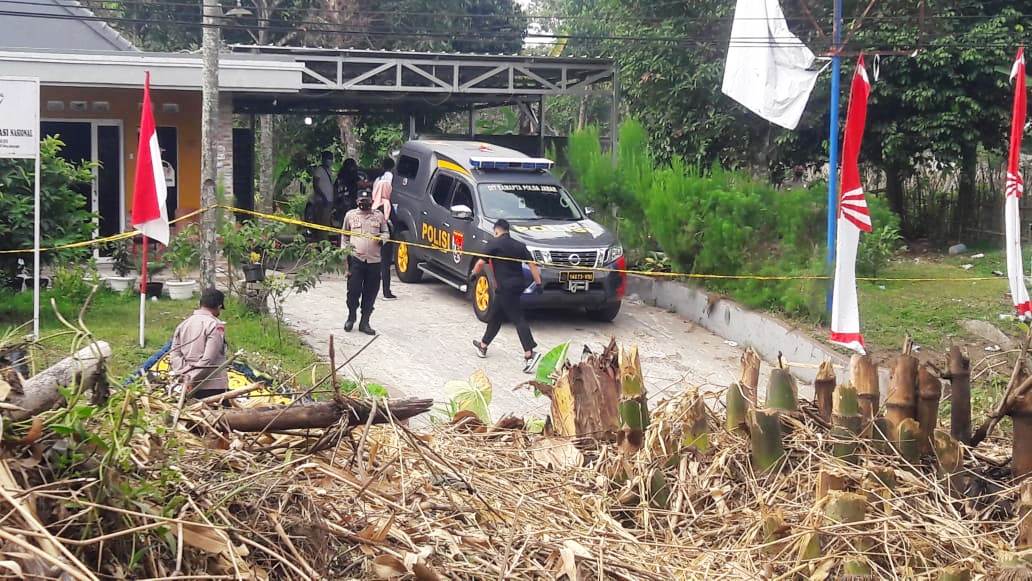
[471,219,544,373]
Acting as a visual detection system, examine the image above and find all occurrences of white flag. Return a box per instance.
[722,0,820,130]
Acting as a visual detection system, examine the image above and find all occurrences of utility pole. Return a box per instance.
[200,0,221,289]
[826,0,843,312]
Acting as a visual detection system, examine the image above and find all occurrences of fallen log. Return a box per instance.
[4,341,111,421]
[210,398,433,433]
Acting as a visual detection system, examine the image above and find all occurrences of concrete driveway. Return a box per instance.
[282,274,777,420]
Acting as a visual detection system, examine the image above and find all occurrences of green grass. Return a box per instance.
[0,288,324,384]
[858,249,1020,354]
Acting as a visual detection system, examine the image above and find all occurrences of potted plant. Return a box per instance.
[243,251,265,283]
[104,240,136,292]
[164,224,200,300]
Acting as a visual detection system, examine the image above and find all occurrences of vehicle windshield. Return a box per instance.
[477,183,583,221]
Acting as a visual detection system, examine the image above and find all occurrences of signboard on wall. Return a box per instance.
[0,77,39,159]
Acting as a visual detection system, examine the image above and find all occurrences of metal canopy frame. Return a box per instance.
[227,45,619,156]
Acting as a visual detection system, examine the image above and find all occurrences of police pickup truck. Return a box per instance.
[390,140,626,322]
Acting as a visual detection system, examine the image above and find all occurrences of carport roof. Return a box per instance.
[227,45,616,115]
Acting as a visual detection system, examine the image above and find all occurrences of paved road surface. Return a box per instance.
[282,275,778,420]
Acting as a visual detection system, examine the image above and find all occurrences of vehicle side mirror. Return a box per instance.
[451,204,474,220]
[584,206,596,216]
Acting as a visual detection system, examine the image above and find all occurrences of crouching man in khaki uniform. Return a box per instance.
[170,288,228,399]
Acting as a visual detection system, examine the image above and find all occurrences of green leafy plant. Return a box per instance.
[163,224,200,281]
[444,370,493,424]
[107,240,135,278]
[0,137,95,289]
[857,225,902,277]
[536,342,570,386]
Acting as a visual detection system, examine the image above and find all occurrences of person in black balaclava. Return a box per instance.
[308,151,335,239]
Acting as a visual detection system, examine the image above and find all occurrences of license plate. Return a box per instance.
[559,271,594,283]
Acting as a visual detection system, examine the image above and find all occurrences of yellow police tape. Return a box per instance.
[0,204,1003,284]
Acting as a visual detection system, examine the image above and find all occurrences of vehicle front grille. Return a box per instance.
[548,250,598,268]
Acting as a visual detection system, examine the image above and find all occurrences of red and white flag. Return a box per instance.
[131,72,169,246]
[1006,48,1031,320]
[830,55,873,354]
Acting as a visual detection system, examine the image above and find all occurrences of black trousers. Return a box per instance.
[380,237,394,295]
[482,288,537,353]
[347,257,381,319]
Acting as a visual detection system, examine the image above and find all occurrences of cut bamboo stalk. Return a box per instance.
[1012,394,1032,479]
[947,346,972,444]
[748,408,785,473]
[917,365,943,455]
[933,430,966,496]
[761,509,789,555]
[647,468,670,509]
[885,349,919,441]
[824,491,870,577]
[863,467,896,514]
[740,347,761,404]
[817,467,846,500]
[871,417,893,454]
[897,418,921,463]
[832,385,862,464]
[618,346,650,454]
[1019,480,1032,550]
[937,566,971,581]
[682,389,709,452]
[766,367,798,412]
[851,354,880,435]
[795,532,821,561]
[814,361,836,422]
[726,382,750,435]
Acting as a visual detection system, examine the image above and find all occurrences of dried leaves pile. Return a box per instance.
[0,382,1028,580]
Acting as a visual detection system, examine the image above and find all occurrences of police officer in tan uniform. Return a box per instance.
[169,288,228,398]
[341,190,389,335]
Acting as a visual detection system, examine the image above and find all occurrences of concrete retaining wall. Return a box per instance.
[626,275,849,385]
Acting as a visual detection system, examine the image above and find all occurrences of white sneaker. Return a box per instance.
[522,352,542,374]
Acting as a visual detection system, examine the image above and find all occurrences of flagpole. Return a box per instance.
[32,79,41,339]
[139,235,148,347]
[826,0,844,312]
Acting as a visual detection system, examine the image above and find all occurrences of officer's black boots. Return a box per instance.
[359,315,376,336]
[344,312,356,332]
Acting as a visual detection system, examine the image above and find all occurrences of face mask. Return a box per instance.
[358,201,372,210]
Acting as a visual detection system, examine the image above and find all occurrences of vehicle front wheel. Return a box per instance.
[586,302,622,323]
[471,272,497,323]
[394,231,423,283]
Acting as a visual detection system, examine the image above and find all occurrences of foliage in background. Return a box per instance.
[164,224,201,281]
[565,121,901,320]
[0,137,95,289]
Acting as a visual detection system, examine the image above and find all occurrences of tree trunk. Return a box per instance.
[257,114,275,213]
[211,398,432,432]
[4,342,111,421]
[200,0,221,289]
[884,165,906,228]
[337,116,359,160]
[956,142,978,238]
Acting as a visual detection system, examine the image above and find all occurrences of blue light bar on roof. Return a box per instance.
[469,157,554,171]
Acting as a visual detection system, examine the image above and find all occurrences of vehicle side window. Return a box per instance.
[397,155,419,179]
[452,181,474,212]
[430,174,456,207]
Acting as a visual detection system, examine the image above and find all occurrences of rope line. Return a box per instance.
[1,205,1004,284]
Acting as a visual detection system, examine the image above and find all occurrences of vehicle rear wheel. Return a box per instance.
[586,302,621,323]
[394,231,423,283]
[472,272,497,323]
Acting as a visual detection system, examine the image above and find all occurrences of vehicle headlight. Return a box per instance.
[528,247,550,264]
[605,244,624,264]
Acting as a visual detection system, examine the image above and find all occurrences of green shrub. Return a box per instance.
[564,121,902,322]
[0,137,95,288]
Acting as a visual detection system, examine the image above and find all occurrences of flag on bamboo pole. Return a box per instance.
[830,55,872,354]
[131,72,169,347]
[1005,48,1031,320]
[131,72,169,246]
